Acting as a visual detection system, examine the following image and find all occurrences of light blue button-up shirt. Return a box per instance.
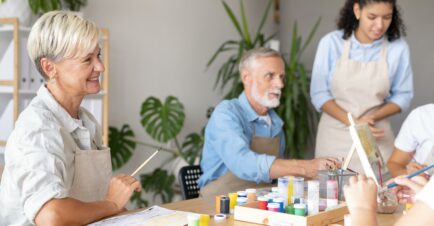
[197,92,285,187]
[310,30,413,112]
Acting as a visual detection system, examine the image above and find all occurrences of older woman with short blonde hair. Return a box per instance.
[0,11,141,226]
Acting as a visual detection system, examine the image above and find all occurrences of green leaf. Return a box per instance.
[300,17,321,57]
[130,191,148,208]
[181,133,204,165]
[140,169,175,204]
[239,0,252,46]
[140,96,185,143]
[253,0,272,45]
[222,1,243,38]
[108,124,136,170]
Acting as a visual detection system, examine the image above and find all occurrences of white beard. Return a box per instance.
[251,80,281,108]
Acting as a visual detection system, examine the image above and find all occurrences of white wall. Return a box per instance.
[279,0,434,148]
[82,0,277,204]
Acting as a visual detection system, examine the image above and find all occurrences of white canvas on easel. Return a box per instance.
[347,113,391,186]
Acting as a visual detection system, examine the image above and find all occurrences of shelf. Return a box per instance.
[0,24,31,32]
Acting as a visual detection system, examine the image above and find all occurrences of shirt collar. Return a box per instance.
[37,85,80,133]
[350,32,384,49]
[238,91,283,127]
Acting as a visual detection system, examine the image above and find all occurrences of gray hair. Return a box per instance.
[238,47,283,73]
[27,10,99,80]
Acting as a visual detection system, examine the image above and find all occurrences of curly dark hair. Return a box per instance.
[337,0,406,42]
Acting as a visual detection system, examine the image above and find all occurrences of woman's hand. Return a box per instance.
[105,174,142,213]
[344,175,378,212]
[391,176,427,204]
[357,115,384,139]
[406,161,426,175]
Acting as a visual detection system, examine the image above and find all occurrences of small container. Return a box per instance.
[228,192,238,210]
[236,197,247,206]
[215,196,220,213]
[273,197,285,213]
[278,177,289,205]
[187,213,200,226]
[237,191,247,198]
[199,214,210,226]
[293,177,304,200]
[294,203,306,216]
[285,204,294,214]
[267,203,280,212]
[246,188,257,202]
[265,193,275,203]
[220,196,230,214]
[257,196,268,210]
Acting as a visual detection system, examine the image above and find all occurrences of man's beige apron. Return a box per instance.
[200,128,280,197]
[69,146,112,202]
[315,38,395,173]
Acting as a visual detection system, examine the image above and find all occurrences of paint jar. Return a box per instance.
[246,188,257,202]
[257,196,268,210]
[326,179,339,208]
[236,197,247,206]
[199,214,210,226]
[285,204,294,214]
[278,177,289,206]
[237,190,247,198]
[294,203,306,216]
[215,196,220,214]
[267,203,280,212]
[220,196,230,214]
[228,192,237,211]
[307,180,319,215]
[265,193,275,203]
[273,197,285,213]
[293,177,304,201]
[187,213,200,226]
[319,198,327,211]
[287,176,294,204]
[319,169,357,201]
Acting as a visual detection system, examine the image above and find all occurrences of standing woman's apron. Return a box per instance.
[315,38,395,173]
[200,128,280,197]
[69,143,112,202]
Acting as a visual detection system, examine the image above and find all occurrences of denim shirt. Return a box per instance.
[198,92,285,187]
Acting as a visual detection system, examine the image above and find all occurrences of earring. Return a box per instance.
[49,76,56,84]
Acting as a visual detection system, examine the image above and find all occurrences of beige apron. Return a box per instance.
[315,38,395,173]
[200,126,280,197]
[69,145,112,202]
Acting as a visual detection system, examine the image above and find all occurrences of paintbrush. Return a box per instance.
[130,148,160,177]
[379,163,434,192]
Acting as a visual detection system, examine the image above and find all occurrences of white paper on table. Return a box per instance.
[88,205,190,226]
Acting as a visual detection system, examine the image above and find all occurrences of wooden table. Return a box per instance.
[161,196,403,226]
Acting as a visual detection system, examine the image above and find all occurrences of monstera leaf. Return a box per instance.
[108,124,136,170]
[181,132,204,165]
[140,168,175,203]
[140,96,185,143]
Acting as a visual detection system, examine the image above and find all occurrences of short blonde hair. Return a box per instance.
[27,10,99,80]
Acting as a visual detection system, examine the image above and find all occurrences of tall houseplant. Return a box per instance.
[109,96,204,208]
[208,0,320,158]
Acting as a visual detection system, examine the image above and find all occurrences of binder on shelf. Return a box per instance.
[0,40,14,81]
[0,99,14,141]
[19,36,30,91]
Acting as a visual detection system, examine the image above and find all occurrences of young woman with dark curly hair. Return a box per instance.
[310,0,414,173]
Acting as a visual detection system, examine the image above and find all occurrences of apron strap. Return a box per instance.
[379,40,388,62]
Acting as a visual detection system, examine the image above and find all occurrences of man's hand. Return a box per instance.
[357,115,384,139]
[344,175,378,212]
[304,157,341,178]
[391,176,427,204]
[105,174,142,213]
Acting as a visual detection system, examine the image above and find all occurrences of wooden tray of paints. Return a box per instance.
[234,201,348,226]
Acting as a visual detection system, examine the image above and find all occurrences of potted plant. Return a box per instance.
[208,0,320,158]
